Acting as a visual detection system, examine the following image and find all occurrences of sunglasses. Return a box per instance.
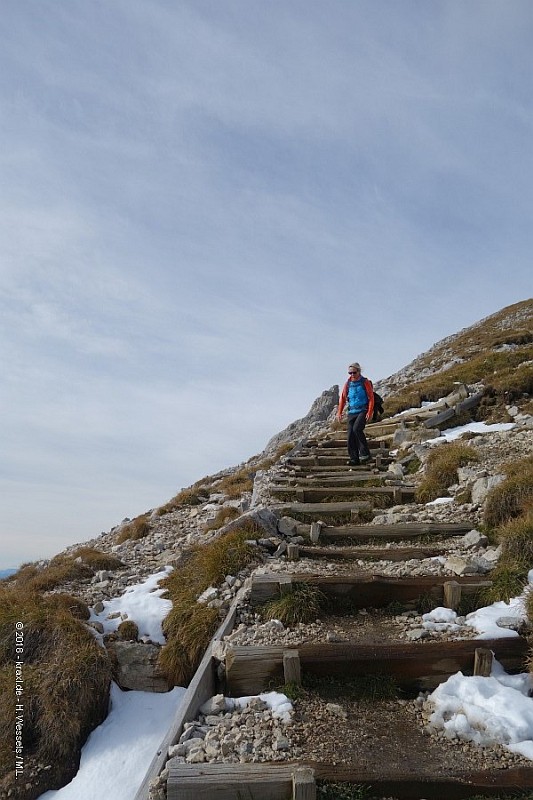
[348,370,360,375]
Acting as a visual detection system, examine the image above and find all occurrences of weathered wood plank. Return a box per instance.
[424,391,483,429]
[134,600,241,800]
[167,762,314,800]
[225,637,528,696]
[274,501,373,517]
[270,485,416,502]
[298,544,448,561]
[274,472,383,485]
[311,763,533,799]
[317,522,473,539]
[250,573,492,608]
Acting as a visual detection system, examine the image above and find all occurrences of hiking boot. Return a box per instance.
[347,459,360,466]
[360,455,371,463]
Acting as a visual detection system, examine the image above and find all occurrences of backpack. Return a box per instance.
[372,391,384,422]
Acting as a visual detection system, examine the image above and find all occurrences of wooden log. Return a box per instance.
[249,574,492,609]
[225,637,528,696]
[317,522,472,539]
[270,485,416,502]
[311,763,533,799]
[275,472,383,485]
[474,647,493,677]
[283,649,301,685]
[287,543,300,561]
[424,406,456,428]
[275,501,373,518]
[134,598,241,800]
[299,545,448,561]
[293,767,316,800]
[167,762,312,800]
[443,580,462,610]
[309,521,323,543]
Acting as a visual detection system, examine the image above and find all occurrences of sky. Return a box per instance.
[2,1,533,569]
[35,559,533,799]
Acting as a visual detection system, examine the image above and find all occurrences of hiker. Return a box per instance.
[337,362,375,466]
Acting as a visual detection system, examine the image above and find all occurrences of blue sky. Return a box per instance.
[1,1,532,569]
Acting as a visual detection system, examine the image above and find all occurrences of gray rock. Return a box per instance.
[107,641,171,692]
[200,694,227,715]
[444,556,482,576]
[461,530,489,549]
[277,517,300,536]
[471,475,505,506]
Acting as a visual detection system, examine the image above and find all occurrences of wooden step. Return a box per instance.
[167,762,315,800]
[168,758,533,800]
[287,456,390,467]
[314,522,474,540]
[298,544,450,561]
[312,763,533,800]
[250,573,491,608]
[274,471,383,484]
[274,501,373,519]
[271,485,415,503]
[283,463,390,475]
[225,637,528,695]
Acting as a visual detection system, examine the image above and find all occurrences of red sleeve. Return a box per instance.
[338,380,349,416]
[364,379,374,419]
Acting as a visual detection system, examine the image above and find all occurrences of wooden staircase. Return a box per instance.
[163,418,532,800]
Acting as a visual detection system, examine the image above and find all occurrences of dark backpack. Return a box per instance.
[372,392,384,422]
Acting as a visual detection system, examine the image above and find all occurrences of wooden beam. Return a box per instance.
[309,521,323,543]
[299,544,448,561]
[293,767,316,800]
[275,501,373,518]
[225,637,528,696]
[283,649,301,685]
[474,647,493,677]
[443,581,462,610]
[315,522,473,540]
[311,763,533,798]
[167,763,314,800]
[250,573,492,609]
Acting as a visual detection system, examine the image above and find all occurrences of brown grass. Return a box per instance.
[203,505,240,532]
[11,557,94,593]
[117,620,139,641]
[71,547,124,571]
[158,527,259,684]
[115,513,151,544]
[415,442,479,503]
[0,586,111,784]
[156,483,211,515]
[484,455,533,529]
[216,468,254,498]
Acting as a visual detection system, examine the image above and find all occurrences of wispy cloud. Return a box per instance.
[1,0,532,567]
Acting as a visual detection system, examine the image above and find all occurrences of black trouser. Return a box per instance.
[347,412,370,463]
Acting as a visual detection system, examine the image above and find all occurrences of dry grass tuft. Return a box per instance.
[11,557,94,593]
[156,484,211,515]
[71,547,124,571]
[0,586,111,783]
[484,455,533,529]
[158,528,259,685]
[203,505,240,532]
[117,620,139,641]
[115,513,151,544]
[262,582,327,625]
[217,468,254,498]
[415,442,479,503]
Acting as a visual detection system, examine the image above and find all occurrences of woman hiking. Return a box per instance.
[336,362,375,466]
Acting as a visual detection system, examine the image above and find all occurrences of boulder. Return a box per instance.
[461,530,489,549]
[107,641,171,692]
[471,475,504,506]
